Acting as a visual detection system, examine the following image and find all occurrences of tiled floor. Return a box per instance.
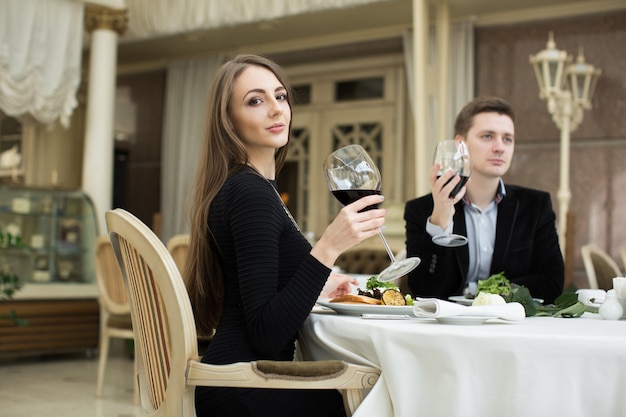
[0,344,142,417]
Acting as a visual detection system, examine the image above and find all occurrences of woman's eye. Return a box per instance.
[276,93,287,101]
[248,97,262,105]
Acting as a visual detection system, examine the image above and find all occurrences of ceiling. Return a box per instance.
[109,0,625,72]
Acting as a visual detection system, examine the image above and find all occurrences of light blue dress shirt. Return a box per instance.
[426,180,506,293]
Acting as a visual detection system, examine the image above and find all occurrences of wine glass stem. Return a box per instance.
[445,209,454,237]
[378,229,396,263]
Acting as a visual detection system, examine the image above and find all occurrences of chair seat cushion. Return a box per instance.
[107,313,133,330]
[254,360,346,379]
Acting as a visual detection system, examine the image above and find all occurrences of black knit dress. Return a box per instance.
[194,167,345,417]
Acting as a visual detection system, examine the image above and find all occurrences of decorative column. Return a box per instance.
[82,6,127,235]
[413,0,430,196]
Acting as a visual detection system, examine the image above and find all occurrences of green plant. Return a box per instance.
[1,271,22,300]
[0,271,28,326]
[0,231,28,326]
[0,230,25,248]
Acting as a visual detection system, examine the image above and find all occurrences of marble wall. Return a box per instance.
[475,10,626,288]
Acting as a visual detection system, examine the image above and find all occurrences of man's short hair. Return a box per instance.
[454,96,515,137]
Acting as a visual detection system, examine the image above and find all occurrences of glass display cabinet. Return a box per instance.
[0,185,100,357]
[0,185,99,285]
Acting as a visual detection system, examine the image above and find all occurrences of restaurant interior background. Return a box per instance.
[2,0,626,306]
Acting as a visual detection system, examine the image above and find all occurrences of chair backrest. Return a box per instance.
[335,248,390,275]
[95,235,130,316]
[106,209,199,417]
[166,234,190,276]
[581,244,622,290]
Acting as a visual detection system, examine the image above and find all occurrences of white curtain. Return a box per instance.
[402,20,474,148]
[124,0,389,40]
[0,0,83,127]
[160,56,224,243]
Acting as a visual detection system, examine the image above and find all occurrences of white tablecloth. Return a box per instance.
[299,312,626,417]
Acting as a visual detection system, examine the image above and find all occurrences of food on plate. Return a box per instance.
[357,275,399,300]
[329,276,415,306]
[470,271,511,298]
[472,292,506,306]
[467,273,583,318]
[329,294,382,305]
[381,289,406,306]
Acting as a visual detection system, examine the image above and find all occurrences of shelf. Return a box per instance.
[0,168,23,178]
[12,283,98,299]
[0,185,98,286]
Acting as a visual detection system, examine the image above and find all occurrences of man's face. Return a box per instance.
[459,112,515,180]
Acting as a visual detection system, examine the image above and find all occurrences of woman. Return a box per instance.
[186,54,386,417]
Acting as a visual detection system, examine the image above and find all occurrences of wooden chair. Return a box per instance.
[166,233,214,349]
[105,208,380,417]
[94,235,138,403]
[166,234,189,275]
[581,244,622,290]
[335,248,391,275]
[620,247,626,274]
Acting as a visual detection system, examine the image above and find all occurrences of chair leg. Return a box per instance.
[132,347,139,404]
[96,330,110,398]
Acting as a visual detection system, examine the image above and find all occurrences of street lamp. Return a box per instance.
[529,32,601,256]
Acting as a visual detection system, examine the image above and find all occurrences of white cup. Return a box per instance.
[619,298,626,319]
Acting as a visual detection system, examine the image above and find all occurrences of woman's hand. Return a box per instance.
[320,272,359,299]
[311,194,386,268]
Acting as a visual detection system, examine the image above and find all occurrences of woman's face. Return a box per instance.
[229,65,291,159]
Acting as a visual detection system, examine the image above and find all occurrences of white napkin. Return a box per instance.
[413,298,525,321]
[613,277,626,298]
[576,289,606,307]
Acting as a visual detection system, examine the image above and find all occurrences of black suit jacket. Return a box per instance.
[404,185,564,304]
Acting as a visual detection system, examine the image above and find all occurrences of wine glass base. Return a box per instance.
[432,234,468,247]
[377,257,421,282]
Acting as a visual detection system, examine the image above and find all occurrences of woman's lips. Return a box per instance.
[267,123,285,133]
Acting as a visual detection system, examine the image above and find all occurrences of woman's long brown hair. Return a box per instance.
[185,54,292,336]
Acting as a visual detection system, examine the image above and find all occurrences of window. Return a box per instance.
[292,84,311,105]
[335,77,384,101]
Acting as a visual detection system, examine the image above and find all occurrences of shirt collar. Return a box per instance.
[462,178,506,205]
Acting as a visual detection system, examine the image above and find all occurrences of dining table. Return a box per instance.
[298,305,626,417]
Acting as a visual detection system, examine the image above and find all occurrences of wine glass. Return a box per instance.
[323,144,420,282]
[431,139,471,247]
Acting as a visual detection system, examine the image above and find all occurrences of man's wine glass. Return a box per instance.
[323,144,420,282]
[431,139,471,247]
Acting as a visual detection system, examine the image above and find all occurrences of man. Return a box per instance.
[404,96,564,304]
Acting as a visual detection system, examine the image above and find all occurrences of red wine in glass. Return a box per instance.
[437,175,470,198]
[431,140,471,247]
[324,144,421,282]
[332,189,381,211]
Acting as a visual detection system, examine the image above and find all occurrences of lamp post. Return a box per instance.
[529,32,601,256]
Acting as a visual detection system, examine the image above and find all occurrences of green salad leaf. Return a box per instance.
[503,285,539,317]
[366,276,399,291]
[404,294,415,306]
[477,273,583,318]
[477,272,511,297]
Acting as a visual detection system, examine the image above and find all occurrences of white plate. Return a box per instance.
[448,295,474,306]
[316,300,415,316]
[435,316,491,325]
[448,295,544,306]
